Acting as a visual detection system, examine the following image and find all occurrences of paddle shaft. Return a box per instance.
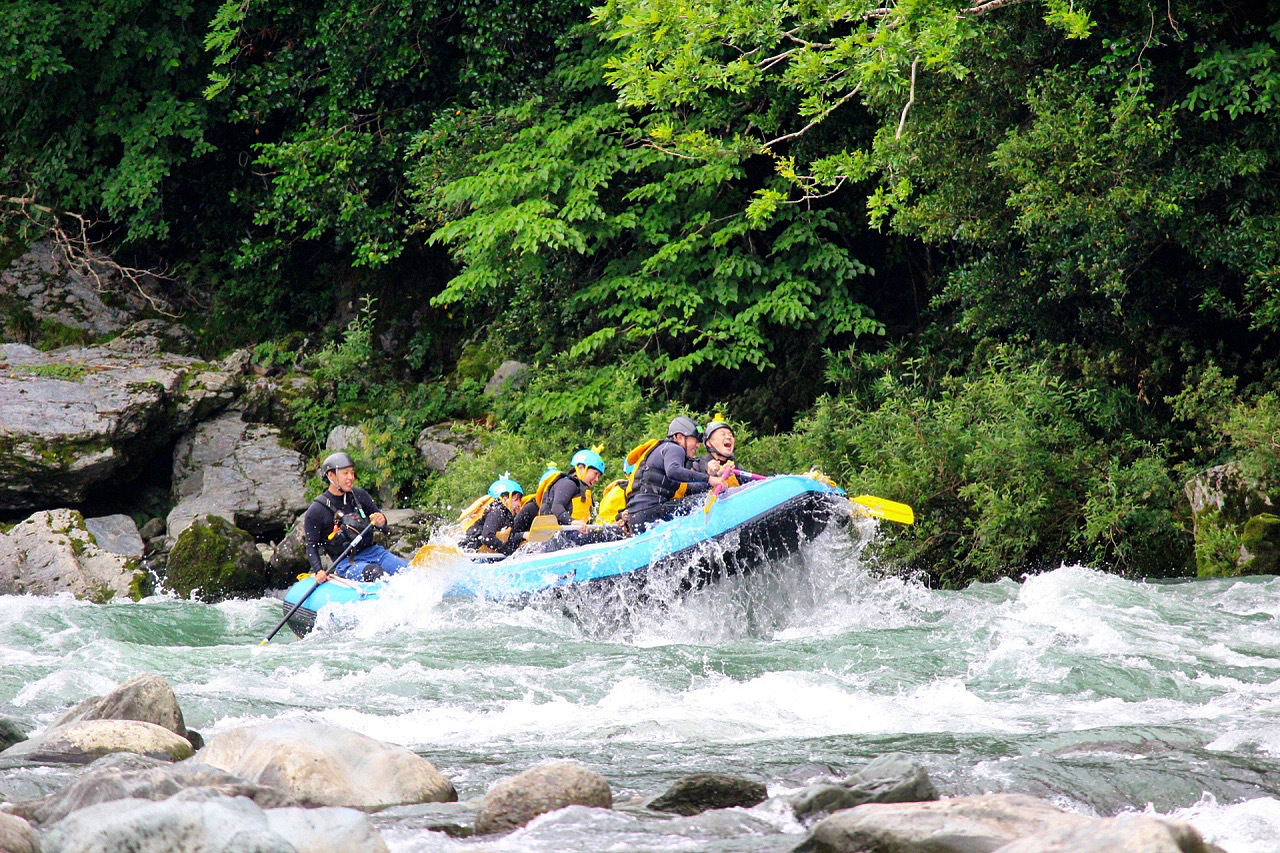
[260,523,375,644]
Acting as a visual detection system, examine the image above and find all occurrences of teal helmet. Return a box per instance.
[487,473,523,500]
[623,460,636,475]
[571,448,606,474]
[538,463,560,486]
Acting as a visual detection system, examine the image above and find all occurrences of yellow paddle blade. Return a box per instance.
[850,495,915,525]
[526,514,563,544]
[410,543,466,570]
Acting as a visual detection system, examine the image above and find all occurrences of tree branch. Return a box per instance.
[896,58,919,139]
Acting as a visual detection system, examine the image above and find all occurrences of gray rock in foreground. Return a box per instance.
[40,792,387,853]
[796,793,1095,853]
[647,773,767,816]
[791,753,938,821]
[0,720,194,765]
[0,811,39,853]
[195,720,456,809]
[7,752,295,826]
[52,674,188,740]
[992,814,1217,853]
[475,762,612,835]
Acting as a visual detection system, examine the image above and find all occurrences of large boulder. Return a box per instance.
[7,753,295,826]
[51,674,188,740]
[1185,462,1279,577]
[0,239,146,340]
[475,762,612,835]
[0,341,243,512]
[795,793,1094,853]
[0,509,147,601]
[414,423,483,473]
[167,411,309,540]
[483,360,529,397]
[194,720,456,809]
[39,792,388,853]
[82,514,145,560]
[993,814,1215,853]
[0,720,194,765]
[790,753,938,822]
[0,812,39,853]
[647,773,768,816]
[164,515,265,602]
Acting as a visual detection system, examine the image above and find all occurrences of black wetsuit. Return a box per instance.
[510,500,538,541]
[626,440,712,532]
[540,473,590,524]
[303,487,380,574]
[460,501,521,556]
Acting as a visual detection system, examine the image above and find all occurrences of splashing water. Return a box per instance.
[3,522,1280,852]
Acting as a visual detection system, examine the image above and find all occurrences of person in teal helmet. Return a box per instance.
[459,473,526,556]
[509,463,558,543]
[538,449,606,532]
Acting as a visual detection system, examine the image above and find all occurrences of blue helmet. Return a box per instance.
[487,473,523,499]
[538,463,560,486]
[571,448,606,474]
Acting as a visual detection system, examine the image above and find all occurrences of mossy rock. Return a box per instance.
[1241,514,1280,576]
[165,515,265,602]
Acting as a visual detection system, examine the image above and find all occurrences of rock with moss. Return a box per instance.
[1240,514,1280,575]
[1185,463,1279,578]
[0,508,146,600]
[0,239,146,339]
[0,341,243,513]
[164,515,265,601]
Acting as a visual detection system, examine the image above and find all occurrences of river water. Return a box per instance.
[4,523,1280,852]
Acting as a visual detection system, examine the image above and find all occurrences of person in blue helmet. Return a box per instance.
[626,416,726,533]
[459,474,526,556]
[509,462,558,544]
[305,452,409,583]
[538,449,606,533]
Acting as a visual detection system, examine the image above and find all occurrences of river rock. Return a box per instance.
[0,720,194,765]
[139,517,166,540]
[39,792,387,853]
[265,510,311,586]
[0,717,29,751]
[194,719,456,809]
[993,814,1215,853]
[83,514,145,559]
[414,423,482,473]
[0,341,242,512]
[1185,461,1279,577]
[647,773,767,816]
[475,762,612,835]
[325,424,366,452]
[483,360,529,397]
[0,811,39,853]
[51,674,188,740]
[7,752,295,826]
[167,411,309,540]
[791,753,938,821]
[795,793,1095,853]
[164,515,265,601]
[0,508,146,601]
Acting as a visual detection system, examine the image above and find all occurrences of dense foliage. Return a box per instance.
[3,0,1278,583]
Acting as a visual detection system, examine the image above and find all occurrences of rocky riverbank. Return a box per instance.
[0,673,1221,853]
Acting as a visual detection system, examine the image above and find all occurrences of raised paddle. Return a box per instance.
[260,523,375,644]
[850,494,915,525]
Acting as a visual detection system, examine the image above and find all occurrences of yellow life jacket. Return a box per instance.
[596,479,629,524]
[535,472,593,522]
[625,438,689,501]
[458,495,494,533]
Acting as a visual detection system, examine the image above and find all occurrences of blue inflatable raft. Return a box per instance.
[279,474,848,637]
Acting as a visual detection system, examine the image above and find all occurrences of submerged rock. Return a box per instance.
[795,793,1094,853]
[0,720,194,765]
[790,753,938,822]
[647,773,767,816]
[194,720,456,809]
[39,792,388,853]
[0,508,147,601]
[7,752,295,826]
[164,515,265,602]
[475,762,612,835]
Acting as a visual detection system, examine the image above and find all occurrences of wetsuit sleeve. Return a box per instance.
[541,477,580,524]
[658,444,711,494]
[480,505,517,555]
[510,502,537,536]
[302,502,330,574]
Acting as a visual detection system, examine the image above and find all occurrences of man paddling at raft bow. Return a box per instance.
[624,416,727,534]
[305,452,409,584]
